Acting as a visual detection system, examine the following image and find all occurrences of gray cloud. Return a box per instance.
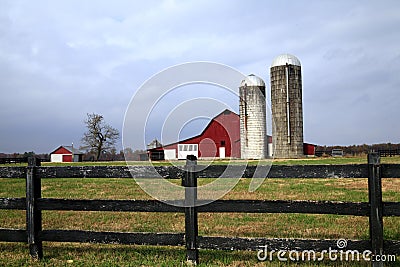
[0,0,399,153]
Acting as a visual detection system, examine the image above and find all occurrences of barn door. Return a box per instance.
[219,147,226,159]
[62,155,72,162]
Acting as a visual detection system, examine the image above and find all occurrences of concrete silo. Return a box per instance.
[270,54,304,158]
[239,74,267,159]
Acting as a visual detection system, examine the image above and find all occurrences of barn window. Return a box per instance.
[221,140,226,147]
[178,144,198,152]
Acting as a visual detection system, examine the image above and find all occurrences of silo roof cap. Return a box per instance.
[271,54,301,67]
[240,74,265,87]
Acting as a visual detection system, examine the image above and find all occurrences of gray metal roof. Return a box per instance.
[63,145,84,154]
[271,54,301,67]
[240,74,265,87]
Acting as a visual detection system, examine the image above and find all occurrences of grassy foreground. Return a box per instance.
[2,155,400,167]
[1,172,400,265]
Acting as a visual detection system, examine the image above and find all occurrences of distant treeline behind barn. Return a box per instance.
[316,143,400,156]
[0,148,147,162]
[1,143,400,162]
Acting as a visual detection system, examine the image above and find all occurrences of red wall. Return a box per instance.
[163,110,241,158]
[53,147,72,154]
[303,143,316,155]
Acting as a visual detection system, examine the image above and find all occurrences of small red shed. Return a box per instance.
[50,145,83,162]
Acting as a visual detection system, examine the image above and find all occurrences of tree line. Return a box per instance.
[1,113,399,161]
[316,143,400,156]
[2,143,399,162]
[0,148,147,162]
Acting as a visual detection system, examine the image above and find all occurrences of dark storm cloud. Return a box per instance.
[0,0,399,153]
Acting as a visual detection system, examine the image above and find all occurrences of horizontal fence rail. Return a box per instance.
[0,155,399,265]
[1,163,400,179]
[2,198,400,216]
[378,149,400,157]
[0,158,28,164]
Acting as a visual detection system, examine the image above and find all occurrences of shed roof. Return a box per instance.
[50,145,84,155]
[148,109,238,151]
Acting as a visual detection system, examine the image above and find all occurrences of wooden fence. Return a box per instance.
[378,149,400,157]
[0,158,28,164]
[0,157,48,164]
[0,154,400,265]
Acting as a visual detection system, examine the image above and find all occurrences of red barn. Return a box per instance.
[148,109,240,160]
[50,145,83,162]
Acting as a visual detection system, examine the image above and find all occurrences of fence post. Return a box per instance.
[184,155,199,265]
[368,152,383,267]
[26,157,43,259]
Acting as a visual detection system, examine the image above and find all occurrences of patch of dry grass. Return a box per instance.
[1,176,399,266]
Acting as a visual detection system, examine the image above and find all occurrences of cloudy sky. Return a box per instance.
[1,0,399,154]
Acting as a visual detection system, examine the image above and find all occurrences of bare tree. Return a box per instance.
[81,113,120,161]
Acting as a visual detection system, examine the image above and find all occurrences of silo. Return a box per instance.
[239,74,267,159]
[270,54,304,158]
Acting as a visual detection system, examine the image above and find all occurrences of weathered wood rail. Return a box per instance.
[0,164,372,178]
[0,154,400,265]
[378,149,400,157]
[0,157,28,164]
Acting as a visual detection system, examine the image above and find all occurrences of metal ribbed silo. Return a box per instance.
[270,54,304,158]
[239,74,267,159]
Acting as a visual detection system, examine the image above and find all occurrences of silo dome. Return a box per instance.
[240,74,265,87]
[271,54,301,67]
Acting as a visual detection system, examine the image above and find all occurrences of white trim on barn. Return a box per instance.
[178,144,198,160]
[164,149,177,160]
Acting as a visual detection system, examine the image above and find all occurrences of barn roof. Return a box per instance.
[148,109,238,152]
[50,145,84,155]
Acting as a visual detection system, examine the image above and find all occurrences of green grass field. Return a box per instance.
[2,155,400,167]
[1,157,399,266]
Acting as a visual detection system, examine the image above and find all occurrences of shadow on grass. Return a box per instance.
[2,242,398,266]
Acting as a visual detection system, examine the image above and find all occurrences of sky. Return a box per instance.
[0,0,399,154]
